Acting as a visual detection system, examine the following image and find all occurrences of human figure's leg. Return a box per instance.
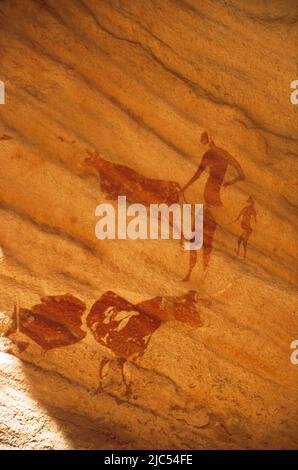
[237,234,244,256]
[242,229,252,259]
[182,251,197,281]
[243,241,248,259]
[203,207,217,270]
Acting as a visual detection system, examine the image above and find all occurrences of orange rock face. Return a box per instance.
[0,0,297,451]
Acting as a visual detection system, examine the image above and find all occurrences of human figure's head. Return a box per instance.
[200,131,209,145]
[201,131,215,147]
[247,196,254,205]
[187,290,199,303]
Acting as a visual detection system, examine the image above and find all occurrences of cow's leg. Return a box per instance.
[118,358,132,398]
[96,357,111,393]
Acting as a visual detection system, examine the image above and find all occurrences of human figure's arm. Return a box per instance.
[232,209,243,223]
[181,158,206,192]
[223,153,245,187]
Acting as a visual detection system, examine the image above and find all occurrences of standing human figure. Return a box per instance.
[234,196,256,259]
[181,131,245,280]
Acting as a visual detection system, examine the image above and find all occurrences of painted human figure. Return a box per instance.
[234,196,256,259]
[181,131,245,280]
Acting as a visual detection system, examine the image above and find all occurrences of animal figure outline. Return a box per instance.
[5,290,208,397]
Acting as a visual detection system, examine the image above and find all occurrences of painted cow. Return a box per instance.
[87,290,207,396]
[85,149,182,206]
[6,294,86,351]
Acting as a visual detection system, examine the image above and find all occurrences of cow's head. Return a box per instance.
[85,149,100,166]
[172,290,204,329]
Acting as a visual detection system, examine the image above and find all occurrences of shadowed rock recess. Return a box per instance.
[0,0,297,450]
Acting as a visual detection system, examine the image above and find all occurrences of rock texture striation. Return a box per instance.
[0,0,297,450]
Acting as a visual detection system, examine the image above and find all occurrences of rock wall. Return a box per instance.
[0,0,297,450]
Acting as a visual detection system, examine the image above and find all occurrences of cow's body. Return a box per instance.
[87,291,161,362]
[85,149,182,206]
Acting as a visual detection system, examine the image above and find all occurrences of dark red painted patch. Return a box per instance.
[85,149,181,206]
[6,294,86,351]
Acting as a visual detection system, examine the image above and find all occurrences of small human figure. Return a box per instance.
[234,196,256,259]
[181,131,245,280]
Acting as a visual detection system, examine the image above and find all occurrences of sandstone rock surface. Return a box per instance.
[0,0,297,450]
